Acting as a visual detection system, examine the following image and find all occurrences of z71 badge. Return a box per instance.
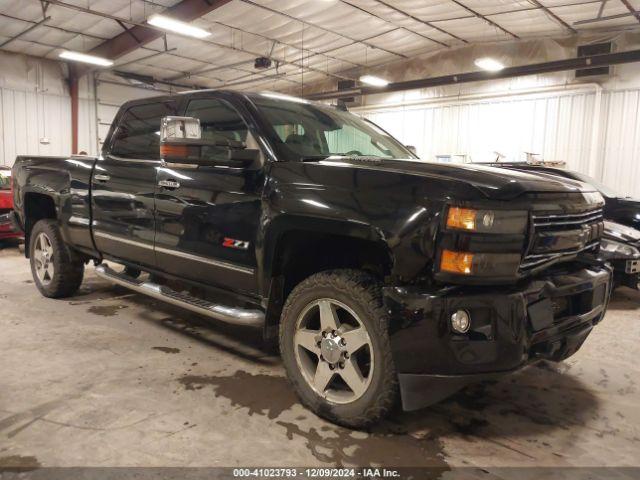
[222,237,250,250]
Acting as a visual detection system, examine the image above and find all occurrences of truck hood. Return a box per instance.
[320,158,596,200]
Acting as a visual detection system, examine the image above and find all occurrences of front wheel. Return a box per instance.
[29,219,84,298]
[279,270,398,428]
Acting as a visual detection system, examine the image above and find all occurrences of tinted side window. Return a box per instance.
[110,102,176,159]
[185,98,249,161]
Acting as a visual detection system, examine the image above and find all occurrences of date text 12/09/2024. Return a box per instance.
[232,468,401,478]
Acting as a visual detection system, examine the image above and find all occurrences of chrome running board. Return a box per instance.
[95,264,264,327]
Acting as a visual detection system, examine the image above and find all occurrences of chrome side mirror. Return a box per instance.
[406,145,417,155]
[160,116,202,143]
[159,116,259,167]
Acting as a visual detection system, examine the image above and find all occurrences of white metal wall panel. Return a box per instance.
[95,80,170,150]
[601,90,640,198]
[363,91,596,170]
[77,76,98,156]
[0,87,71,167]
[362,89,640,197]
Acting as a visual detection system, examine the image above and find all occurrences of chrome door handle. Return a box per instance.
[158,179,180,189]
[94,174,110,182]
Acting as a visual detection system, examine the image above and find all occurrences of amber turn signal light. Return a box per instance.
[446,207,477,230]
[440,249,474,275]
[160,144,199,159]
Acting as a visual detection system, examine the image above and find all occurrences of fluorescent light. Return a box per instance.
[59,50,113,67]
[474,57,505,72]
[359,75,389,87]
[147,14,211,39]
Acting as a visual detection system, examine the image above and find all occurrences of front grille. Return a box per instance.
[521,208,604,272]
[532,209,604,230]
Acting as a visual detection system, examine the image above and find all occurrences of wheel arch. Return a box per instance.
[23,191,58,257]
[261,215,393,343]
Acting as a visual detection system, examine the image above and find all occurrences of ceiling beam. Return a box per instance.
[239,0,409,59]
[0,16,50,49]
[47,0,355,84]
[306,49,640,100]
[339,0,452,47]
[450,0,520,39]
[528,0,577,34]
[45,0,233,78]
[620,0,640,24]
[0,13,285,87]
[369,0,468,44]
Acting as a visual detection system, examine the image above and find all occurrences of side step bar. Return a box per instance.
[95,264,264,327]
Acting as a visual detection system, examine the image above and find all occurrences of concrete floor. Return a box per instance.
[0,243,639,471]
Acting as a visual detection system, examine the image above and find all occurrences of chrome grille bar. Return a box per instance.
[532,209,604,227]
[521,241,600,269]
[521,206,604,272]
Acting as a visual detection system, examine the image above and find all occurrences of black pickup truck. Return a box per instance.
[11,90,611,428]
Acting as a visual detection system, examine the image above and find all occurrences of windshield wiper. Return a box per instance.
[299,154,393,163]
[300,155,334,162]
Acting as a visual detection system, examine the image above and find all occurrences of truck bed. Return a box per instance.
[12,155,99,256]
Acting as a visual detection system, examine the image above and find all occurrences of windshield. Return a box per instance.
[566,171,621,198]
[0,170,10,191]
[251,94,415,161]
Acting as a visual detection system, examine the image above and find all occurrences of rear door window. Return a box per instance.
[0,170,10,190]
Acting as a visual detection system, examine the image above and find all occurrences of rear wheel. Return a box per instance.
[280,270,398,428]
[29,219,84,298]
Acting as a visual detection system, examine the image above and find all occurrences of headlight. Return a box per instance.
[601,238,640,257]
[446,207,528,234]
[604,220,640,242]
[440,249,521,276]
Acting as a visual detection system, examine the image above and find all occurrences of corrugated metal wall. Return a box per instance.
[94,79,170,152]
[361,90,596,170]
[360,88,640,197]
[0,50,639,197]
[0,87,71,166]
[0,77,175,164]
[601,90,640,198]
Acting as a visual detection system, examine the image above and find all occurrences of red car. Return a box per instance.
[0,167,21,240]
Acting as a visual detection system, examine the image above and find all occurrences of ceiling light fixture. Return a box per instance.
[474,57,505,72]
[359,75,389,87]
[147,14,211,39]
[59,50,113,67]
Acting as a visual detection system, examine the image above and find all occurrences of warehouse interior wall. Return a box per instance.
[0,51,71,166]
[1,36,639,197]
[358,81,640,198]
[351,30,640,197]
[0,50,169,165]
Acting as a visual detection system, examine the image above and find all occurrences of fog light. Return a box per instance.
[451,310,471,333]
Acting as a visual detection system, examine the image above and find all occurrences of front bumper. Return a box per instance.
[601,256,640,289]
[383,263,612,411]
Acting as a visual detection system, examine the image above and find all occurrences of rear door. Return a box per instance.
[92,100,177,267]
[154,95,264,295]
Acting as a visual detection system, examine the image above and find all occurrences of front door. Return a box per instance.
[154,96,263,295]
[92,100,177,267]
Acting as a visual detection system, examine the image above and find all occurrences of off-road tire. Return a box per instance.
[29,219,84,298]
[279,269,399,429]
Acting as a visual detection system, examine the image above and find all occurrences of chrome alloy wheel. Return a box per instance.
[33,232,55,286]
[293,298,374,404]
